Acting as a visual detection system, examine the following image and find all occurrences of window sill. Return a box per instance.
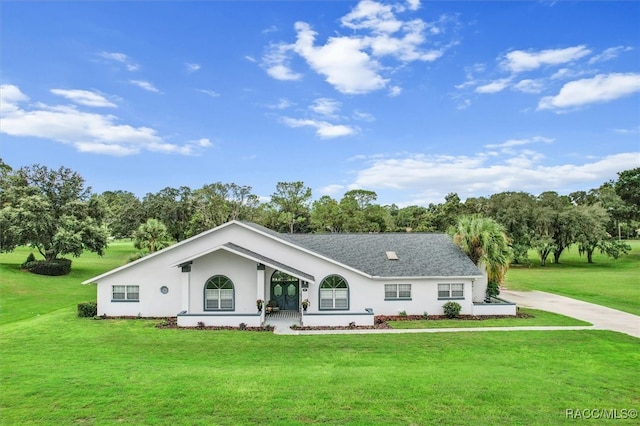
[385,298,412,301]
[111,299,139,302]
[438,297,465,300]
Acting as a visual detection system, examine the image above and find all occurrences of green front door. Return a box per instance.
[270,272,299,311]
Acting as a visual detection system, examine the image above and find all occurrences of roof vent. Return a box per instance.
[385,251,399,260]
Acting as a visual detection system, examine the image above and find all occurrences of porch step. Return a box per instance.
[264,310,301,334]
[266,310,301,320]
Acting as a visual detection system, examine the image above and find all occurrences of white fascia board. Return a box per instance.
[81,221,239,284]
[370,275,484,281]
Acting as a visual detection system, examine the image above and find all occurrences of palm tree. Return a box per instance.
[133,218,172,253]
[449,215,512,293]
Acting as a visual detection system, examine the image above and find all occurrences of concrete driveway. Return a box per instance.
[501,289,640,338]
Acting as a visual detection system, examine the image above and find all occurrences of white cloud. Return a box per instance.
[319,184,345,196]
[262,42,303,81]
[388,85,403,97]
[500,45,591,73]
[341,0,404,34]
[267,98,294,109]
[197,89,220,97]
[281,117,358,138]
[186,63,201,73]
[294,22,387,94]
[262,0,455,94]
[129,80,161,93]
[98,51,139,71]
[309,98,341,117]
[0,84,29,113]
[347,150,640,203]
[353,110,375,122]
[406,0,421,11]
[475,78,512,94]
[512,79,545,94]
[0,84,210,157]
[485,136,554,149]
[245,55,257,63]
[588,46,633,64]
[50,89,117,108]
[538,73,640,111]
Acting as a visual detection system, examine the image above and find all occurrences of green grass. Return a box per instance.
[1,241,639,425]
[2,310,638,425]
[0,242,135,326]
[388,308,591,329]
[504,240,640,316]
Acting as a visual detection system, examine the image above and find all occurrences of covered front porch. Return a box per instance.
[173,242,315,328]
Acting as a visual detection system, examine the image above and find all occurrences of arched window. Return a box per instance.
[204,275,234,311]
[319,275,349,310]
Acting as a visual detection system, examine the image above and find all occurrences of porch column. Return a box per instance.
[257,263,266,323]
[180,262,192,313]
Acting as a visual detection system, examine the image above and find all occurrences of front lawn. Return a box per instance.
[1,309,638,425]
[504,240,640,316]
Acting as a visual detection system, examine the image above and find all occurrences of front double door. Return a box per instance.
[270,271,299,311]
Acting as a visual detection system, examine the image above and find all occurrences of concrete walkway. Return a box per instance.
[500,290,640,338]
[269,291,639,338]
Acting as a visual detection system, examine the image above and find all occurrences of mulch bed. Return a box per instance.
[98,311,533,332]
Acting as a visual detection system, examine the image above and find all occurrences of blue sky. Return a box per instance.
[2,0,639,206]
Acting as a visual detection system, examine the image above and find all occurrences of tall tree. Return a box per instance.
[98,190,143,238]
[485,192,536,264]
[0,164,108,262]
[311,196,344,233]
[269,181,312,233]
[141,186,193,241]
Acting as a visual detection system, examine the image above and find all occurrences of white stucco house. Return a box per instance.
[83,221,515,327]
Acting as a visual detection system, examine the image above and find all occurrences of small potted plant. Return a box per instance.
[256,299,264,312]
[301,299,310,312]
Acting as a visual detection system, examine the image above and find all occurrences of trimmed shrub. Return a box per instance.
[443,301,462,319]
[21,253,37,269]
[24,259,72,276]
[78,302,97,317]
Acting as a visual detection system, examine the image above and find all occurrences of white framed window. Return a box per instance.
[385,284,411,300]
[112,285,139,301]
[204,275,234,311]
[438,283,464,299]
[319,275,349,310]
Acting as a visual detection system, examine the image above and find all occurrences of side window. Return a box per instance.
[112,285,139,301]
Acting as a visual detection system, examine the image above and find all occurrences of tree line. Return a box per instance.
[1,159,637,266]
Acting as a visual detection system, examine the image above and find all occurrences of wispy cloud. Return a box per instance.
[500,45,591,73]
[309,98,341,117]
[588,46,633,64]
[98,51,139,71]
[281,117,358,139]
[197,89,220,98]
[186,63,201,73]
[538,73,640,111]
[129,80,161,93]
[50,89,117,108]
[0,84,210,157]
[475,78,512,94]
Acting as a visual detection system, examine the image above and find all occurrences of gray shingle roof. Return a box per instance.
[241,222,481,278]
